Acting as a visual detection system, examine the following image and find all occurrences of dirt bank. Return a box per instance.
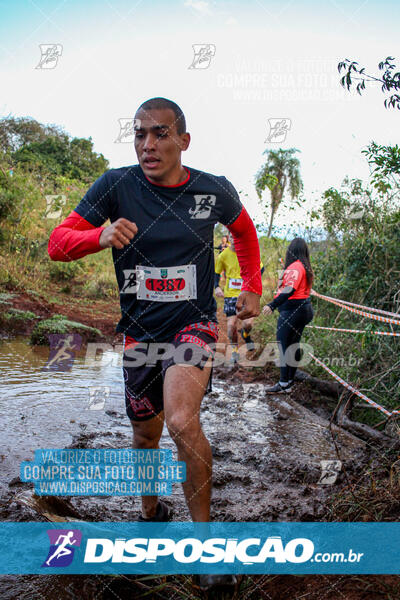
[0,289,121,341]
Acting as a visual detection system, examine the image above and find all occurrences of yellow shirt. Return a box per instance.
[215,247,263,298]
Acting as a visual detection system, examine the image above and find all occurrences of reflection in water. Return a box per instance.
[0,337,125,483]
[0,337,365,495]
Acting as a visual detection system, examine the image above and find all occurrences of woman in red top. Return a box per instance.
[262,238,314,393]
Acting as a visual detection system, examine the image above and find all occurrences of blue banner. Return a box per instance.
[0,522,399,574]
[20,449,185,496]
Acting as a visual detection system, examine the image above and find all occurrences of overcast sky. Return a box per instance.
[0,0,399,234]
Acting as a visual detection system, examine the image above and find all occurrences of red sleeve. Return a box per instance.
[48,210,106,262]
[226,207,262,295]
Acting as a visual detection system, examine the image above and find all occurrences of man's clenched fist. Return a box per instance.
[235,291,260,320]
[99,218,138,250]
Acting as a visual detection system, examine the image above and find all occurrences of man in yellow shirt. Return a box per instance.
[215,233,264,364]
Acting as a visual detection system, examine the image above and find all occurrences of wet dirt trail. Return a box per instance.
[0,293,381,599]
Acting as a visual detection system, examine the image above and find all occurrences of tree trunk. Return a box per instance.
[267,186,283,238]
[337,412,399,448]
[295,370,400,446]
[267,208,274,237]
[295,369,343,397]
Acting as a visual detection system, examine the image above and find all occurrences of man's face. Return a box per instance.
[134,108,190,181]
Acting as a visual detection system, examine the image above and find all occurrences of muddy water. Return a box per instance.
[0,336,368,598]
[0,336,368,521]
[0,337,127,490]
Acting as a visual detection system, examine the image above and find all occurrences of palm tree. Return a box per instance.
[255,148,303,237]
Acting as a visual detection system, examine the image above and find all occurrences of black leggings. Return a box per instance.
[276,301,314,382]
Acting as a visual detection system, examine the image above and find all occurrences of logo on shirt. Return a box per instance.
[277,267,299,292]
[121,269,145,294]
[189,195,216,219]
[284,268,299,288]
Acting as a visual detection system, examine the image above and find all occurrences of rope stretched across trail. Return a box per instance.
[311,290,400,319]
[311,290,400,327]
[308,353,399,419]
[306,325,400,337]
[307,290,399,419]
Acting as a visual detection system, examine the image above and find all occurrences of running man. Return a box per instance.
[43,334,77,369]
[48,98,262,531]
[45,531,77,566]
[215,233,264,364]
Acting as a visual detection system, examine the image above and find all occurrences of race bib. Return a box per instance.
[136,265,197,302]
[228,277,243,290]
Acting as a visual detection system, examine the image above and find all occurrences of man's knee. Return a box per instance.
[166,412,201,445]
[131,418,163,448]
[227,321,237,340]
[242,317,254,330]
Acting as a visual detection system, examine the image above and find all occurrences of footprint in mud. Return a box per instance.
[12,490,81,522]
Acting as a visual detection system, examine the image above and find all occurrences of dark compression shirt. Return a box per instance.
[48,165,262,342]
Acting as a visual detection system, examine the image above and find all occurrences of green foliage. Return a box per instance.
[12,133,108,181]
[3,308,38,321]
[0,116,109,181]
[308,145,400,422]
[30,314,102,345]
[0,116,64,153]
[0,116,108,185]
[362,142,400,193]
[0,264,17,289]
[258,235,287,285]
[0,166,40,224]
[255,143,400,426]
[338,56,400,109]
[313,178,399,309]
[83,273,119,299]
[0,306,40,335]
[0,117,115,299]
[255,148,303,237]
[254,172,278,198]
[48,260,81,282]
[0,292,15,304]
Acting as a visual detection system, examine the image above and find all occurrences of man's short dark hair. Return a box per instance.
[136,97,186,135]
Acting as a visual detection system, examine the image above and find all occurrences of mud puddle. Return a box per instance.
[1,378,366,524]
[0,337,368,599]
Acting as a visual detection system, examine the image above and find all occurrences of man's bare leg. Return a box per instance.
[226,314,238,346]
[163,362,212,521]
[242,316,255,334]
[239,315,255,344]
[130,413,164,518]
